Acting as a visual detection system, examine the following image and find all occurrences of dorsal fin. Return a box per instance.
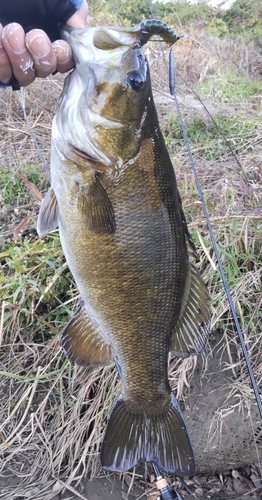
[171,235,210,357]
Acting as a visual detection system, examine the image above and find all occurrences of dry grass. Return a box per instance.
[0,29,262,499]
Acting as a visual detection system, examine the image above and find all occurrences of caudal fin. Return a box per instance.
[101,394,194,476]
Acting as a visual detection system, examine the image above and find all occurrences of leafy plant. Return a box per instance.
[223,0,262,40]
[1,234,74,334]
[88,0,218,28]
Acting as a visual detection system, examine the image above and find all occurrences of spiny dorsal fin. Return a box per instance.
[37,187,59,237]
[62,301,113,366]
[77,173,116,235]
[171,235,210,357]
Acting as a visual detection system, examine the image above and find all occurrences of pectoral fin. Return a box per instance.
[37,187,59,237]
[171,239,210,357]
[77,173,116,235]
[62,301,113,366]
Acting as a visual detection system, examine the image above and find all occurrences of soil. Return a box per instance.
[4,476,259,500]
[57,476,259,500]
[0,473,257,500]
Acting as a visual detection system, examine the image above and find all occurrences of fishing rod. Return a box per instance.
[146,0,262,419]
[152,464,183,500]
[168,46,262,419]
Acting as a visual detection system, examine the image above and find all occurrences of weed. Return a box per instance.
[1,234,73,335]
[193,218,262,335]
[198,71,262,102]
[0,164,48,207]
[0,20,262,500]
[165,114,260,161]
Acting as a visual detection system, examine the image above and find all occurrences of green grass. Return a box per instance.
[0,164,47,207]
[1,234,74,335]
[165,114,259,161]
[197,71,262,102]
[191,217,262,337]
[0,26,262,499]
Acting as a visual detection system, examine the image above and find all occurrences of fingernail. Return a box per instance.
[4,24,25,54]
[26,33,50,58]
[52,40,71,59]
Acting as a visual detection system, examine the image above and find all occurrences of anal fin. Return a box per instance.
[37,187,59,237]
[171,258,210,357]
[62,301,113,366]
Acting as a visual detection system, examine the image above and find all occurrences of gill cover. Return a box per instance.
[58,24,150,167]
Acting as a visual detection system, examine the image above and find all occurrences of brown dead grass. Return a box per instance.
[0,29,262,499]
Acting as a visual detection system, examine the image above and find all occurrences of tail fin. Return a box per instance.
[101,394,194,476]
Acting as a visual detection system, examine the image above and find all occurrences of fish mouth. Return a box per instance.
[61,19,181,51]
[67,142,114,171]
[61,25,141,53]
[70,145,99,163]
[92,27,141,51]
[56,25,150,166]
[60,26,148,98]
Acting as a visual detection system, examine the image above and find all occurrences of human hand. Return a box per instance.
[0,0,88,87]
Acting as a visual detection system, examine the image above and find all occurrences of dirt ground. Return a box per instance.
[1,474,256,500]
[37,475,262,500]
[57,476,259,500]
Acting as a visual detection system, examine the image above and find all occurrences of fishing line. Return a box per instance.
[146,0,262,418]
[146,0,262,419]
[169,46,262,418]
[171,68,246,175]
[143,5,191,497]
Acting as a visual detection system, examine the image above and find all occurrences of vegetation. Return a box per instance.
[0,2,262,498]
[223,0,262,39]
[89,0,262,40]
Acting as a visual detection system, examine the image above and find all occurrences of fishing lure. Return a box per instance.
[137,18,181,46]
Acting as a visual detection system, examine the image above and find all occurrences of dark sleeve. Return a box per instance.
[0,0,81,41]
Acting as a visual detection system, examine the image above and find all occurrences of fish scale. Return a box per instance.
[37,21,210,476]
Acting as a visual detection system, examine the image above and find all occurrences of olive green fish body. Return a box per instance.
[38,23,210,475]
[59,130,186,409]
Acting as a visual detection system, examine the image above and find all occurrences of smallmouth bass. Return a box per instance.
[38,21,210,476]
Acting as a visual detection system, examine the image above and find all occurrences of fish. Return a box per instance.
[37,20,210,476]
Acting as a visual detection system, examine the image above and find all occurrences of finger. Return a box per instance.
[66,1,89,28]
[52,40,74,73]
[0,24,13,83]
[2,23,35,86]
[25,29,57,78]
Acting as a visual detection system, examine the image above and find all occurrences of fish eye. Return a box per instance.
[127,71,145,92]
